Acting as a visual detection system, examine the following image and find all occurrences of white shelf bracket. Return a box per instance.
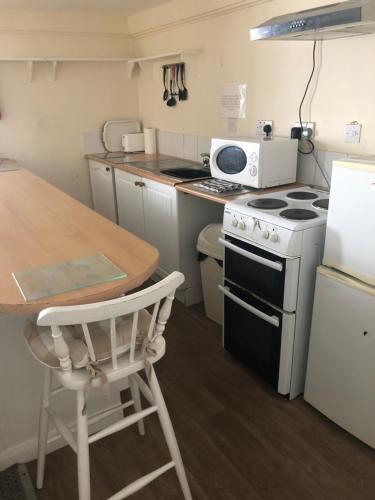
[125,61,136,80]
[181,51,199,77]
[27,61,34,83]
[51,61,58,81]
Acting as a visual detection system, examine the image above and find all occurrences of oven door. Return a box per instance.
[220,281,295,395]
[221,235,300,312]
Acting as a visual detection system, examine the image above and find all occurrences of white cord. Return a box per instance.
[312,151,331,189]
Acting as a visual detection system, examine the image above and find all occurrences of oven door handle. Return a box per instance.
[219,238,283,272]
[218,285,280,328]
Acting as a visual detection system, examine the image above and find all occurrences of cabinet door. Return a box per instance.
[88,161,117,223]
[114,169,145,240]
[143,179,179,275]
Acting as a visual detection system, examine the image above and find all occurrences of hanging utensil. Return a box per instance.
[166,65,177,107]
[176,64,183,101]
[180,63,188,101]
[162,66,169,101]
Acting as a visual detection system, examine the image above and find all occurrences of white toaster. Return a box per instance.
[122,132,145,153]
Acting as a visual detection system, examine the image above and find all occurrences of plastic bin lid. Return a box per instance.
[197,223,223,260]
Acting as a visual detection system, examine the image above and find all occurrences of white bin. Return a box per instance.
[197,224,223,324]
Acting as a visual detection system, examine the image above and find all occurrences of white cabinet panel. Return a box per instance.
[143,179,179,274]
[115,169,145,240]
[89,161,117,223]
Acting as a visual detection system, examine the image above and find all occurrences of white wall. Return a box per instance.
[128,0,375,157]
[0,10,138,205]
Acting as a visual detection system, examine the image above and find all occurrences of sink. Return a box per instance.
[161,168,210,180]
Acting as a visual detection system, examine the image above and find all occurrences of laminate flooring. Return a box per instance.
[28,300,375,500]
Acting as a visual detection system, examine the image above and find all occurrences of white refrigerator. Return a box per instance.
[304,159,375,448]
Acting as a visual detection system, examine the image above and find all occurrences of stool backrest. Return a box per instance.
[37,272,185,371]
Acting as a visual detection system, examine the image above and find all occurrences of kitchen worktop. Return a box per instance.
[86,152,301,203]
[85,152,206,187]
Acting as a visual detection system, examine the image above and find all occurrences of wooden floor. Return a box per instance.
[28,300,375,500]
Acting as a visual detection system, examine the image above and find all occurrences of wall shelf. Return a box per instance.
[0,51,202,82]
[0,58,130,82]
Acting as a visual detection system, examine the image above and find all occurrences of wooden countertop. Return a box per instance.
[86,153,301,201]
[0,169,159,315]
[176,181,302,204]
[85,153,198,187]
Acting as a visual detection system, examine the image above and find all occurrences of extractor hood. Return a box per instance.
[250,0,375,40]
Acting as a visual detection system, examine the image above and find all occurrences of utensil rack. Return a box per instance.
[125,50,202,79]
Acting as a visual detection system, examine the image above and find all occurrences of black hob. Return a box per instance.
[248,198,288,210]
[286,191,319,200]
[280,209,319,220]
[312,199,329,210]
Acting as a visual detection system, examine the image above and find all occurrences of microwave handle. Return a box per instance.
[218,285,280,328]
[219,238,283,272]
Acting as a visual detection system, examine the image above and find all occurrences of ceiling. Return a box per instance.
[0,0,172,14]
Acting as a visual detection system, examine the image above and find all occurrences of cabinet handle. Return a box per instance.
[134,181,145,187]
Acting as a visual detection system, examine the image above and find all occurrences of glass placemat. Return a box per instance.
[12,254,128,302]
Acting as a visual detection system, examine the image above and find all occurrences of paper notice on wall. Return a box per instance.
[219,84,247,119]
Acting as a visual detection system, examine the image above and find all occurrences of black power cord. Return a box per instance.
[298,40,317,155]
[296,41,331,188]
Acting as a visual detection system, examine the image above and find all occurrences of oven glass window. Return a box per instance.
[225,235,290,309]
[223,282,282,388]
[216,146,247,174]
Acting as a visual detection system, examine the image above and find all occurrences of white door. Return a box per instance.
[114,169,145,240]
[143,179,179,276]
[323,159,375,286]
[304,266,375,448]
[89,161,117,223]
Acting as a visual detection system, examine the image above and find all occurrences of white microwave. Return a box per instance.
[210,136,298,189]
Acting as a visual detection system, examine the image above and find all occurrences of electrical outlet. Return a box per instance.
[293,122,315,139]
[345,122,361,143]
[256,120,273,136]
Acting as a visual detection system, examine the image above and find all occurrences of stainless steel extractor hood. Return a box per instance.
[250,0,375,40]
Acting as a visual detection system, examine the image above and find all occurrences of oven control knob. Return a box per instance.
[232,218,238,227]
[270,232,279,242]
[261,230,269,239]
[238,221,246,230]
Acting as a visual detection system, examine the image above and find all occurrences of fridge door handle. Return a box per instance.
[218,284,280,327]
[219,238,283,272]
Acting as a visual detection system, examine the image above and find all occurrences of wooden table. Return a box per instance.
[0,169,159,315]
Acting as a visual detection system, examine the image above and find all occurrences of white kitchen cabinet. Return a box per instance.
[115,169,145,240]
[143,179,179,275]
[88,160,117,223]
[115,168,223,305]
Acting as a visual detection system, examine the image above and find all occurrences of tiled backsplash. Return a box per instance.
[157,130,211,164]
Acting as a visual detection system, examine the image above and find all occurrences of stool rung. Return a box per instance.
[46,408,77,453]
[87,400,134,427]
[51,386,68,396]
[107,461,175,500]
[88,405,157,444]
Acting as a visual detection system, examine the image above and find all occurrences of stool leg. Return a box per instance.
[36,367,52,489]
[76,390,91,500]
[147,366,192,500]
[129,375,145,436]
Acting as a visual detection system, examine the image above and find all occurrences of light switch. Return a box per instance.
[345,122,362,143]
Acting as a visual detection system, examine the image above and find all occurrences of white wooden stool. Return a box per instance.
[25,271,192,500]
